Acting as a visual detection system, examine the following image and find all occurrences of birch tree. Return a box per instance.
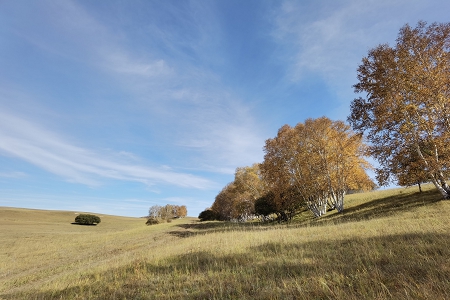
[148,205,162,219]
[348,21,450,198]
[211,183,237,220]
[261,117,373,217]
[234,163,266,201]
[176,205,188,218]
[211,164,266,221]
[260,125,305,217]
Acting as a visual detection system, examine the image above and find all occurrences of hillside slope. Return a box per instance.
[1,186,449,299]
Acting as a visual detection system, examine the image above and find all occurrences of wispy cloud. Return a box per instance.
[106,54,172,78]
[0,110,214,189]
[274,0,450,84]
[86,7,266,172]
[270,0,450,120]
[4,0,265,174]
[0,171,27,178]
[273,0,405,83]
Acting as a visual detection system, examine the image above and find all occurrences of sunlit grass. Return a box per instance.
[1,185,449,299]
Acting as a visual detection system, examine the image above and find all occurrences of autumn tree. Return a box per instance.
[348,21,450,198]
[392,143,429,192]
[260,125,304,218]
[148,205,162,219]
[261,117,373,217]
[210,182,255,221]
[175,205,188,218]
[160,204,175,220]
[234,163,267,201]
[210,164,266,221]
[254,189,301,222]
[211,183,238,220]
[147,204,187,223]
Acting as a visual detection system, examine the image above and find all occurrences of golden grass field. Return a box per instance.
[1,184,449,299]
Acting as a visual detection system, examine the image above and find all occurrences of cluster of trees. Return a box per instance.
[202,118,375,221]
[147,204,187,225]
[261,118,375,218]
[201,21,450,222]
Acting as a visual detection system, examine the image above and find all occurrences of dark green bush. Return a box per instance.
[254,192,277,217]
[198,209,218,221]
[74,214,101,225]
[145,217,160,225]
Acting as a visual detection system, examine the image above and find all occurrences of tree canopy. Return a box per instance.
[148,204,187,223]
[348,21,450,198]
[208,117,374,221]
[211,163,266,221]
[261,117,373,217]
[74,214,101,225]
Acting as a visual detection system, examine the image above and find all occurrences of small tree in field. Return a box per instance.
[145,217,160,225]
[74,214,101,225]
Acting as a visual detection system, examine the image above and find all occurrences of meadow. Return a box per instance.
[1,184,449,299]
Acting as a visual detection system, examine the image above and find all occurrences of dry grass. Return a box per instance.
[1,185,449,299]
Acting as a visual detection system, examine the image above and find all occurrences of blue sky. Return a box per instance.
[1,0,449,217]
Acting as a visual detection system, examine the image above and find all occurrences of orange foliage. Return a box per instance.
[261,117,373,217]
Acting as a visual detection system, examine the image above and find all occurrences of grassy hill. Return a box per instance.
[1,184,449,299]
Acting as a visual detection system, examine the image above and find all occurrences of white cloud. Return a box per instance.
[275,0,450,84]
[273,0,401,83]
[103,51,173,78]
[4,0,267,176]
[0,111,214,189]
[170,93,266,172]
[270,0,450,121]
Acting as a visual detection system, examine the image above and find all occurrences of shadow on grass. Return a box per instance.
[167,230,201,238]
[176,221,257,230]
[168,220,274,238]
[70,223,98,226]
[5,232,450,300]
[316,188,442,225]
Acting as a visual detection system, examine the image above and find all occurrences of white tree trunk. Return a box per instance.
[335,190,345,213]
[416,144,449,199]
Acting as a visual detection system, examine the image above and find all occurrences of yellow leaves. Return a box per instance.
[261,117,373,211]
[212,118,374,219]
[234,163,266,201]
[349,21,450,190]
[211,164,267,220]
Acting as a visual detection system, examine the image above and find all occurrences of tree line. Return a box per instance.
[201,21,450,222]
[201,118,375,222]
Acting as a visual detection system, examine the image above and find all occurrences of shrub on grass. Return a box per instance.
[145,217,160,225]
[255,192,277,217]
[198,209,218,221]
[74,214,101,225]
